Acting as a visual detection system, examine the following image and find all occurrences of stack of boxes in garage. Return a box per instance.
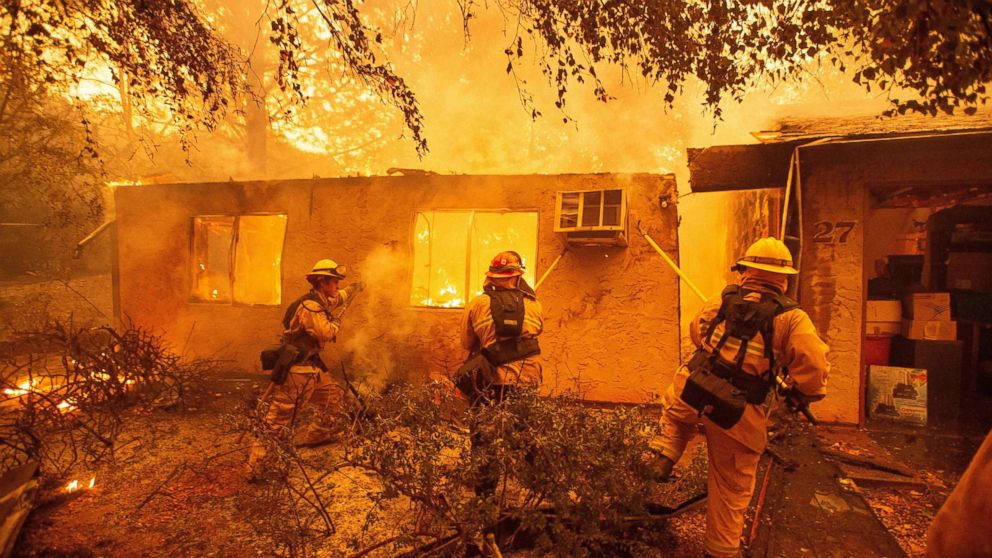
[866,293,963,425]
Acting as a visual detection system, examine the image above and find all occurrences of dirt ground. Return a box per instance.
[3,275,983,557]
[11,372,716,558]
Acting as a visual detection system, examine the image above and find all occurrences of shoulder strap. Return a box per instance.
[702,285,740,346]
[282,291,325,329]
[758,292,800,373]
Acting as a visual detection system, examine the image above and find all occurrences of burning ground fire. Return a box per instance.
[65,476,96,494]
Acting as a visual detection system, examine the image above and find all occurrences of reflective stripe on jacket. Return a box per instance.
[689,279,829,452]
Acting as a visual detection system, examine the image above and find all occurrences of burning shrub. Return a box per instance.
[0,318,208,478]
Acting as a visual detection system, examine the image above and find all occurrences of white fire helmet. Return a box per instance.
[306,259,346,280]
[735,238,798,275]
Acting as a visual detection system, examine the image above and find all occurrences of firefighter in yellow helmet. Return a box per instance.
[648,238,829,558]
[247,259,363,478]
[458,250,543,496]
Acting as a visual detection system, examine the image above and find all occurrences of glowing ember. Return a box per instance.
[88,476,96,489]
[4,379,34,397]
[57,400,77,413]
[105,179,143,187]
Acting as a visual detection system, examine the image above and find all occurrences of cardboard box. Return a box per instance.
[866,300,902,322]
[901,319,957,341]
[946,252,992,292]
[890,337,962,424]
[868,365,928,425]
[866,321,900,336]
[903,292,953,321]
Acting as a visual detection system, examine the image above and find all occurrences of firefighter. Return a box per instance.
[246,259,362,477]
[459,250,543,496]
[648,237,829,558]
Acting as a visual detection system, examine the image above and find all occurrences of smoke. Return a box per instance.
[338,244,461,392]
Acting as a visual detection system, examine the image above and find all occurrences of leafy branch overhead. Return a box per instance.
[1,0,427,155]
[3,1,989,157]
[484,0,991,118]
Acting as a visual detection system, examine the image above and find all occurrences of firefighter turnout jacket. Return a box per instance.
[652,277,829,558]
[683,281,829,452]
[282,286,357,368]
[461,279,543,387]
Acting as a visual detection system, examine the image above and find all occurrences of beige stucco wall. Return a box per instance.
[799,134,992,424]
[113,174,681,404]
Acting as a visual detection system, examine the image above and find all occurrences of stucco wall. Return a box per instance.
[114,174,681,404]
[800,134,992,424]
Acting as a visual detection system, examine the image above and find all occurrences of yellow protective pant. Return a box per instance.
[653,378,762,558]
[247,364,344,469]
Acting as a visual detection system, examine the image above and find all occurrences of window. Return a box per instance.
[411,211,538,308]
[190,214,287,305]
[555,188,626,231]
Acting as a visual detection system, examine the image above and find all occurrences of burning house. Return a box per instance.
[111,173,681,404]
[688,114,992,427]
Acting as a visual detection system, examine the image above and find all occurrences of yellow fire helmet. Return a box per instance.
[735,237,799,275]
[306,259,347,280]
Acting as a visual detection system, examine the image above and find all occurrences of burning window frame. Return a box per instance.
[189,213,288,306]
[410,209,539,309]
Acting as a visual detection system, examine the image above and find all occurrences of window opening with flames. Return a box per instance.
[190,214,287,305]
[411,210,538,308]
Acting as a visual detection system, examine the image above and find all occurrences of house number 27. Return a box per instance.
[812,221,857,244]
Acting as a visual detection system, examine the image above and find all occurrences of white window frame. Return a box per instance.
[553,188,627,232]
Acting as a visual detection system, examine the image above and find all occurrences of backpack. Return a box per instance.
[679,285,798,429]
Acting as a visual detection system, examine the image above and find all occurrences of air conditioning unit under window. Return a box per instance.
[554,188,628,246]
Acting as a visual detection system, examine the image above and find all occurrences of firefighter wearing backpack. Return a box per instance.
[649,237,829,558]
[246,259,363,478]
[459,250,543,496]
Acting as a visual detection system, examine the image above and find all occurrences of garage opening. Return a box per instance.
[863,184,992,431]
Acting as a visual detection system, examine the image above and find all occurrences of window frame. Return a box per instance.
[408,208,541,311]
[188,212,288,307]
[553,188,627,232]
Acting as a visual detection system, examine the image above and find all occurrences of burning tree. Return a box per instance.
[3,0,987,166]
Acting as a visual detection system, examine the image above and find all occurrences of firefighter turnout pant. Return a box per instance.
[247,364,345,471]
[652,370,763,558]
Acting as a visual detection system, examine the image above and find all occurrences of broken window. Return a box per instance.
[191,216,235,303]
[411,211,538,308]
[555,188,627,231]
[190,214,287,305]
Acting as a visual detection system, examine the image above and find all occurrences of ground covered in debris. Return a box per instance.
[748,422,983,558]
[12,372,714,558]
[11,372,982,557]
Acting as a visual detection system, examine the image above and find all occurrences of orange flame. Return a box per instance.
[65,476,96,493]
